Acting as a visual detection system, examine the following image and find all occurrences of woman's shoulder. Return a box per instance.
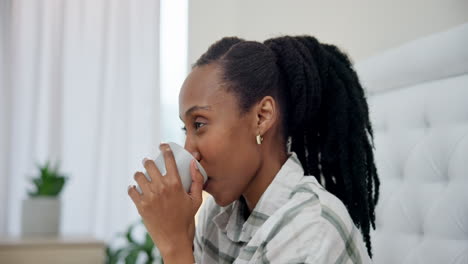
[278,175,357,231]
[245,175,348,238]
[292,175,351,214]
[250,176,371,263]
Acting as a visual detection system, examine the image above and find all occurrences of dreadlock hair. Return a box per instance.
[193,35,380,258]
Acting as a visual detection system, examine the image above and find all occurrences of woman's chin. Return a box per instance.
[211,192,237,207]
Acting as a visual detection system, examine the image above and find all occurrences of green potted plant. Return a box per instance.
[21,161,68,237]
[106,220,163,264]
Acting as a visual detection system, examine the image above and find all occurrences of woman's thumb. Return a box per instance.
[189,159,204,206]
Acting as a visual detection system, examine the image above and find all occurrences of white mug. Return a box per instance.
[136,142,207,193]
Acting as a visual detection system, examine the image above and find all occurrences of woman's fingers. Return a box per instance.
[189,159,204,207]
[134,171,151,194]
[159,143,182,186]
[128,185,141,203]
[137,144,186,196]
[142,157,163,187]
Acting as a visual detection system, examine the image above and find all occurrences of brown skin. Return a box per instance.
[128,63,288,263]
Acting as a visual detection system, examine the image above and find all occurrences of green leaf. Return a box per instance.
[40,161,50,180]
[28,161,68,197]
[41,177,65,196]
[143,242,156,264]
[105,247,115,264]
[125,224,136,244]
[124,248,140,264]
[28,178,42,197]
[106,221,160,264]
[106,246,126,264]
[143,233,154,252]
[33,178,42,188]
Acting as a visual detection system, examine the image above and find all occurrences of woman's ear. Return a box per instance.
[255,96,277,135]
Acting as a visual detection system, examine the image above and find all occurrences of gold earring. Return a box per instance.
[256,134,263,145]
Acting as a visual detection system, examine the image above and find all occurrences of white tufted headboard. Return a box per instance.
[355,23,468,264]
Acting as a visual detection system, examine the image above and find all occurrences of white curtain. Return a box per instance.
[0,0,161,240]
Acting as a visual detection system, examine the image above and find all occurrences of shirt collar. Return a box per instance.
[212,152,305,243]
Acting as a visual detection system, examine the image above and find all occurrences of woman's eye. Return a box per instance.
[194,122,205,130]
[181,122,205,134]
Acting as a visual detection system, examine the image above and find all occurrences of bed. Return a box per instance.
[355,23,468,264]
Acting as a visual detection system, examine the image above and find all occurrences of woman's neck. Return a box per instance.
[242,144,288,213]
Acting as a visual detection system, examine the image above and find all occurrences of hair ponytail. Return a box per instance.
[265,36,379,257]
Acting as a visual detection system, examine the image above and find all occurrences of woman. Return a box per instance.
[128,36,380,263]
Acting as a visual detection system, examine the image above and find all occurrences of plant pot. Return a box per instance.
[21,197,61,237]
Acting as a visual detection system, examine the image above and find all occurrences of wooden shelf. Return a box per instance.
[0,236,106,264]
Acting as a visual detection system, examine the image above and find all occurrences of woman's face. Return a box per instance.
[179,63,261,206]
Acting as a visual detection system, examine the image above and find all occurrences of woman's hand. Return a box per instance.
[128,143,204,263]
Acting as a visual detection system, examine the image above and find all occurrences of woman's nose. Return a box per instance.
[184,138,200,161]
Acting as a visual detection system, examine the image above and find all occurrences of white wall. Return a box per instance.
[0,0,12,235]
[188,0,468,65]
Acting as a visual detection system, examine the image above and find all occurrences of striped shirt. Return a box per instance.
[194,153,371,263]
